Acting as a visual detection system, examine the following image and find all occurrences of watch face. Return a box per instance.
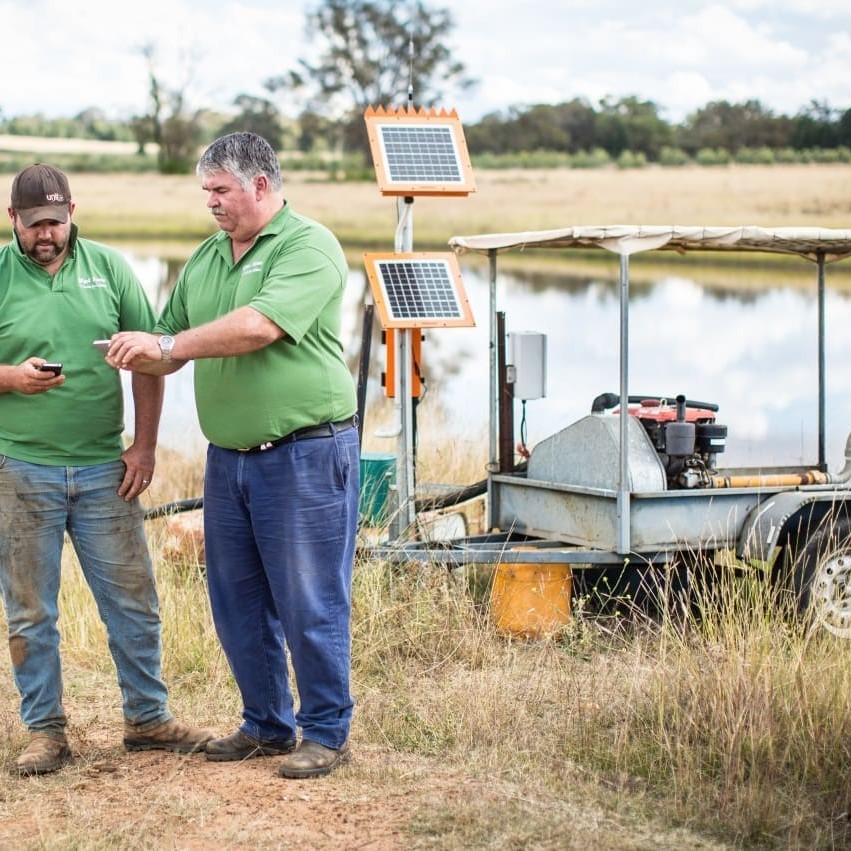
[159,335,175,358]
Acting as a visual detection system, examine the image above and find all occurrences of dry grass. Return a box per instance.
[1,163,851,248]
[3,442,851,847]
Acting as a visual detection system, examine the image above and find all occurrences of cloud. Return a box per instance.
[0,0,303,119]
[1,0,849,125]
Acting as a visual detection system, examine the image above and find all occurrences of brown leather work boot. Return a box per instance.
[205,729,296,762]
[276,739,350,779]
[15,734,72,776]
[123,718,217,754]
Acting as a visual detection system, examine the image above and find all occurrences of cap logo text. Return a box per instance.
[45,193,66,202]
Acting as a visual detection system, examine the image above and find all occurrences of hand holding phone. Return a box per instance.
[38,363,63,376]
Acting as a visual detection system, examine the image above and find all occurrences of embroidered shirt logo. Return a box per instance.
[78,275,108,289]
[243,260,263,275]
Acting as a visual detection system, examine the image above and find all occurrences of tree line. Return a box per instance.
[3,96,850,166]
[466,97,851,161]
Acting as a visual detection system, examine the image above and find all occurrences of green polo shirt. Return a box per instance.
[0,226,156,465]
[156,204,356,449]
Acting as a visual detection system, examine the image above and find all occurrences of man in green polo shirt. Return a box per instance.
[0,164,215,776]
[108,133,360,779]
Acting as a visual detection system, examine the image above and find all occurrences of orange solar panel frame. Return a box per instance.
[363,252,475,329]
[364,105,477,197]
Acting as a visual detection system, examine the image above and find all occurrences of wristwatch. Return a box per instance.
[158,334,175,361]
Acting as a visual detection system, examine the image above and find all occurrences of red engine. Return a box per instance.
[613,394,728,488]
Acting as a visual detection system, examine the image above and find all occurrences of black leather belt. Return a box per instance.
[239,415,358,453]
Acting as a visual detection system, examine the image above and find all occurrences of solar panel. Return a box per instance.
[379,124,462,183]
[364,106,477,197]
[363,252,475,329]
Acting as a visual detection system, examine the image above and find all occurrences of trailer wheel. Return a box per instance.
[790,516,851,636]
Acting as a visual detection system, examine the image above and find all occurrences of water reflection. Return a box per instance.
[118,248,851,471]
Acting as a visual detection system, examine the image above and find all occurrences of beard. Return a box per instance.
[26,239,64,266]
[14,224,69,268]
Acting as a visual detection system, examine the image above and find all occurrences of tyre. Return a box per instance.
[788,515,851,636]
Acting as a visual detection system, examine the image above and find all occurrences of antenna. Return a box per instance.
[407,26,415,109]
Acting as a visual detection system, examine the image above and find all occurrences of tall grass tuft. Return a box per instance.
[570,566,851,846]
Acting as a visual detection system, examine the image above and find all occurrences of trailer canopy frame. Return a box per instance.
[449,225,851,553]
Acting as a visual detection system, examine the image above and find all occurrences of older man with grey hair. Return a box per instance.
[108,132,360,779]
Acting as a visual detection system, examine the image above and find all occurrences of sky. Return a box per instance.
[1,0,850,127]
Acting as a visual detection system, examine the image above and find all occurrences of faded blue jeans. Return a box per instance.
[203,423,360,750]
[0,456,171,736]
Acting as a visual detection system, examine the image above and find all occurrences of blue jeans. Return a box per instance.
[0,456,170,736]
[203,424,360,749]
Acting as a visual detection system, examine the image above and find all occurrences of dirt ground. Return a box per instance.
[1,738,412,849]
[0,725,733,850]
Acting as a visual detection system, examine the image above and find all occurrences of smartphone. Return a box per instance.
[93,339,111,354]
[39,363,63,376]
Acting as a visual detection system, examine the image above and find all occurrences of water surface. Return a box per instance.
[119,248,851,472]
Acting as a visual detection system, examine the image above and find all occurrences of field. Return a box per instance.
[1,159,851,248]
[2,163,851,849]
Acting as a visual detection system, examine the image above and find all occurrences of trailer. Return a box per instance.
[369,225,851,636]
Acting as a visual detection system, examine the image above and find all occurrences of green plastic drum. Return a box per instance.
[359,453,396,526]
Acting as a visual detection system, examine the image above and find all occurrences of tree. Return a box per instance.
[131,43,206,173]
[791,100,839,150]
[677,100,791,155]
[465,99,601,156]
[219,94,287,151]
[464,110,515,154]
[268,0,476,161]
[596,96,671,160]
[838,108,851,148]
[296,109,338,153]
[553,99,599,153]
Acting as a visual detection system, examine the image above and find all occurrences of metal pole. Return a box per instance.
[497,311,514,472]
[398,327,416,534]
[617,253,631,554]
[355,303,374,448]
[817,251,826,471]
[389,196,417,540]
[488,249,498,531]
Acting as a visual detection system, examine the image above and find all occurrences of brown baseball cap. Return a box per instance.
[11,164,72,227]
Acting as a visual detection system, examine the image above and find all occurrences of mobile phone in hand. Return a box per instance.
[39,363,63,376]
[93,340,111,354]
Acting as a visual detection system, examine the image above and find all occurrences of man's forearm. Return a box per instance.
[131,373,164,449]
[170,306,285,360]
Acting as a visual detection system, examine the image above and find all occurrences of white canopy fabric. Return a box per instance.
[448,225,851,263]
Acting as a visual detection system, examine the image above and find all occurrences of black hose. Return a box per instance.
[144,498,204,521]
[415,479,487,512]
[146,472,509,522]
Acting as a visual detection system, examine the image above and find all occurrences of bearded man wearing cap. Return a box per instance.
[0,164,216,776]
